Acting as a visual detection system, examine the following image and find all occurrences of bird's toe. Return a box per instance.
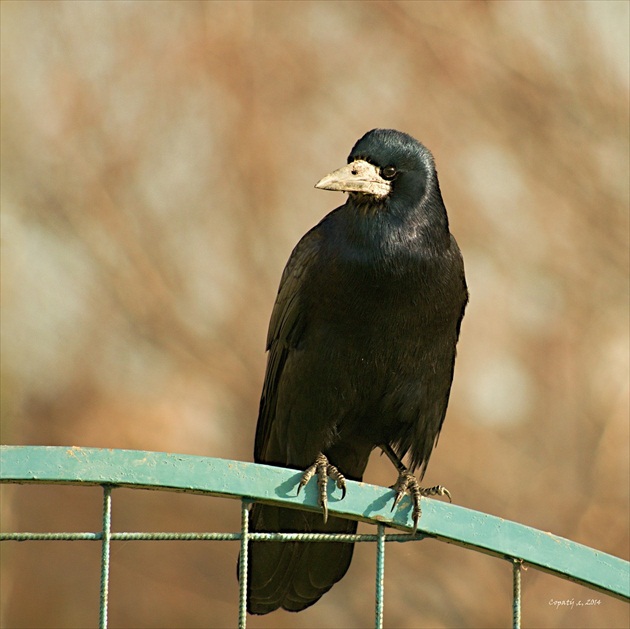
[390,473,452,533]
[296,453,347,523]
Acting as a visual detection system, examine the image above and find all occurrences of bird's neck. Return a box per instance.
[342,198,451,262]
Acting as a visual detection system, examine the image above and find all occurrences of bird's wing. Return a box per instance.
[254,223,324,462]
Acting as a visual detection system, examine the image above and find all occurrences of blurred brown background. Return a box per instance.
[1,1,628,628]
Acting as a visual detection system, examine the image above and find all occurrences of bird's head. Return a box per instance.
[315,129,438,214]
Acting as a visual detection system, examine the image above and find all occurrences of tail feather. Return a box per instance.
[246,503,357,614]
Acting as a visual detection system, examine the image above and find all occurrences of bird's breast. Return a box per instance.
[304,253,458,353]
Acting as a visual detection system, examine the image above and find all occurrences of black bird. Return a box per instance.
[246,129,468,614]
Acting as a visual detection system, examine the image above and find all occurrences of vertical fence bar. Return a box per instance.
[238,500,250,629]
[99,485,113,629]
[375,523,385,629]
[512,558,522,629]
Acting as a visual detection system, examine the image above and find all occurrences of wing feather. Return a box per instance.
[254,224,324,462]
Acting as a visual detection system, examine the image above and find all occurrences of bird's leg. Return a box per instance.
[379,444,451,534]
[297,452,347,523]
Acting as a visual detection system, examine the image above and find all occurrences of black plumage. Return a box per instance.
[246,129,468,614]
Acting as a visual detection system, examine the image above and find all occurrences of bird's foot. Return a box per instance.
[297,452,347,523]
[391,473,451,534]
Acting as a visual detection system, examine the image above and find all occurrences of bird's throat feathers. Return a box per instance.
[342,191,451,262]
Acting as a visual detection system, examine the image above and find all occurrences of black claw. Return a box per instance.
[411,503,422,535]
[296,478,307,496]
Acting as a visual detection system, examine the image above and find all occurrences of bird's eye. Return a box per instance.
[381,166,397,180]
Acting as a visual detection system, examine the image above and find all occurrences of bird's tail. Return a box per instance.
[244,502,357,614]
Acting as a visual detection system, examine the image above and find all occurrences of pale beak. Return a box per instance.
[315,160,391,198]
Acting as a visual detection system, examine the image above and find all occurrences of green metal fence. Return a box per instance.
[1,445,628,628]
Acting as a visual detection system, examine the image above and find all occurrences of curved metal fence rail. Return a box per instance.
[1,446,628,629]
